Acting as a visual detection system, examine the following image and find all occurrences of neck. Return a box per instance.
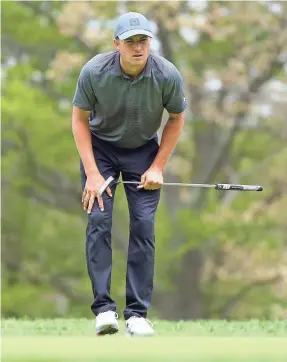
[120,57,147,79]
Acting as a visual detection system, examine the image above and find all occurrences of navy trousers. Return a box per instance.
[80,135,161,320]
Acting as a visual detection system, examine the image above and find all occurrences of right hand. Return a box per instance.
[82,173,112,214]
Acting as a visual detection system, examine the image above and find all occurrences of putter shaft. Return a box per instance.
[117,181,263,191]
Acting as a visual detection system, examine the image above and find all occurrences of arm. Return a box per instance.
[72,106,112,213]
[150,112,185,172]
[72,63,112,212]
[72,106,99,176]
[139,64,187,190]
[138,112,185,190]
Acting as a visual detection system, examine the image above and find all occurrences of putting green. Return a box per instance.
[2,336,287,362]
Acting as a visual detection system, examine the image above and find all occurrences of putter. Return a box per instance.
[99,176,263,196]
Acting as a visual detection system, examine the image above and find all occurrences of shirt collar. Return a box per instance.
[113,51,152,79]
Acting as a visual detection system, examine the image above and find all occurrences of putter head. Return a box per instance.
[99,176,115,197]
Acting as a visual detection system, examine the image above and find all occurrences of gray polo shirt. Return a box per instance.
[72,51,187,148]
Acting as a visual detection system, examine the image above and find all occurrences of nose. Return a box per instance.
[133,41,142,51]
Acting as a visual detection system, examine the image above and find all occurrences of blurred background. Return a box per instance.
[2,1,287,321]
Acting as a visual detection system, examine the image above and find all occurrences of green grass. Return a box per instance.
[2,319,287,362]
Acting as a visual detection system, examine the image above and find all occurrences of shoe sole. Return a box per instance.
[96,324,119,336]
[125,331,154,337]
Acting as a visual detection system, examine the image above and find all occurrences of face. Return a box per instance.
[114,35,151,67]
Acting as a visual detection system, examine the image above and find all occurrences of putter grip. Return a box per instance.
[99,176,115,196]
[215,184,263,191]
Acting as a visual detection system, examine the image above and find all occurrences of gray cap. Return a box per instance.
[114,12,153,40]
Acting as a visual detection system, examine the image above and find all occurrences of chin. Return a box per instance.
[132,57,146,65]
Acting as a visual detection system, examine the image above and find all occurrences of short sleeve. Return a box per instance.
[162,66,187,114]
[72,64,96,111]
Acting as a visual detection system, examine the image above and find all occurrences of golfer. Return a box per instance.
[72,12,187,336]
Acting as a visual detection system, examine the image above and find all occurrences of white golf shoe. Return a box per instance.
[125,316,155,337]
[96,311,119,335]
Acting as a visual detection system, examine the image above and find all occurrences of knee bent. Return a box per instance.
[88,209,112,229]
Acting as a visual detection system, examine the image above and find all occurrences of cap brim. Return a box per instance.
[118,29,153,40]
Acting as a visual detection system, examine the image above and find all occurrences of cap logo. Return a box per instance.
[130,18,140,26]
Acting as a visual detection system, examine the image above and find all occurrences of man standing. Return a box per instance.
[72,12,187,336]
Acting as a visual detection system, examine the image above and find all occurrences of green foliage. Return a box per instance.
[2,2,68,48]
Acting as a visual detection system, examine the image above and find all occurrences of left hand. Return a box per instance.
[137,168,163,190]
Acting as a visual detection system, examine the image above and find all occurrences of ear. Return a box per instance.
[114,39,120,51]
